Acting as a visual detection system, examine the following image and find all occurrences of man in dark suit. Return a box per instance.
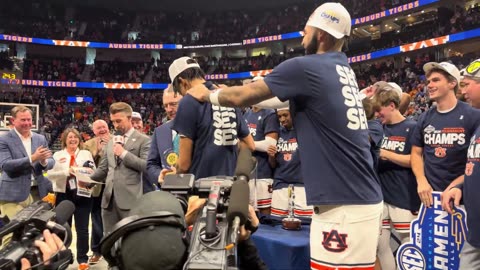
[147,86,183,186]
[0,105,55,245]
[90,102,151,234]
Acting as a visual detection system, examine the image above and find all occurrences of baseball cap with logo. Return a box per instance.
[306,2,352,39]
[168,56,201,82]
[423,61,461,83]
[131,112,142,121]
[464,59,480,79]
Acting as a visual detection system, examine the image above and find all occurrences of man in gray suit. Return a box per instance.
[0,105,54,245]
[90,102,151,234]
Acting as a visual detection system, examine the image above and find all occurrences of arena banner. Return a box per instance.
[352,0,439,26]
[1,28,480,89]
[242,32,304,45]
[182,42,243,49]
[0,79,168,90]
[0,34,181,50]
[396,192,467,270]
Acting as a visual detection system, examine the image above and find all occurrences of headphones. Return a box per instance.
[100,211,188,269]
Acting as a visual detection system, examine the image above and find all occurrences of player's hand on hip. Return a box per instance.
[417,179,433,207]
[441,187,462,214]
[187,84,211,102]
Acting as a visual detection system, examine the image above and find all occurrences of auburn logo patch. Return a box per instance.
[465,162,475,176]
[322,230,348,252]
[434,147,447,158]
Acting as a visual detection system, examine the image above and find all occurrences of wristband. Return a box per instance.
[245,219,258,234]
[209,89,221,106]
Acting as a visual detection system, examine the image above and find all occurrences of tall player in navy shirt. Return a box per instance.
[168,57,254,179]
[373,88,421,270]
[187,3,383,269]
[411,62,480,208]
[268,108,313,219]
[443,58,480,269]
[244,76,279,214]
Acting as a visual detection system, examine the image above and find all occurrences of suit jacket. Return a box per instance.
[47,149,95,193]
[0,130,55,202]
[90,129,151,210]
[83,136,111,197]
[147,120,175,186]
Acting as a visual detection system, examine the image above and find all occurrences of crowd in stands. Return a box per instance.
[91,60,150,83]
[2,50,477,150]
[10,1,480,83]
[348,4,480,55]
[0,88,167,148]
[1,0,463,48]
[23,57,85,81]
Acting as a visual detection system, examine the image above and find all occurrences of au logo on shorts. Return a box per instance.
[321,230,348,252]
[396,192,467,270]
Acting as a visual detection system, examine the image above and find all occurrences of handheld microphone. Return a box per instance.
[113,131,124,165]
[53,200,75,226]
[227,178,250,248]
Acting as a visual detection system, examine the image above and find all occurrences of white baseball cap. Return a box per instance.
[372,81,402,99]
[168,56,201,82]
[306,2,351,39]
[387,82,403,98]
[423,61,461,83]
[131,112,142,121]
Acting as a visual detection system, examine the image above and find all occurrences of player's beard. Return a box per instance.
[305,37,318,55]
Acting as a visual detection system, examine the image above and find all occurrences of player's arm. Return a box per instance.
[189,80,275,107]
[240,134,255,152]
[254,133,278,153]
[238,112,255,152]
[411,146,433,207]
[444,175,464,192]
[380,150,411,168]
[255,98,289,110]
[267,145,277,169]
[176,136,193,173]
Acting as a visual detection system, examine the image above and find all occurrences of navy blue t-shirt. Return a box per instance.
[378,119,421,211]
[264,52,382,205]
[273,127,302,190]
[411,101,480,191]
[172,82,250,179]
[464,126,480,248]
[244,108,279,179]
[368,119,384,171]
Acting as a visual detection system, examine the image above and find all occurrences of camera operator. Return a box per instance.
[101,191,267,270]
[20,230,66,270]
